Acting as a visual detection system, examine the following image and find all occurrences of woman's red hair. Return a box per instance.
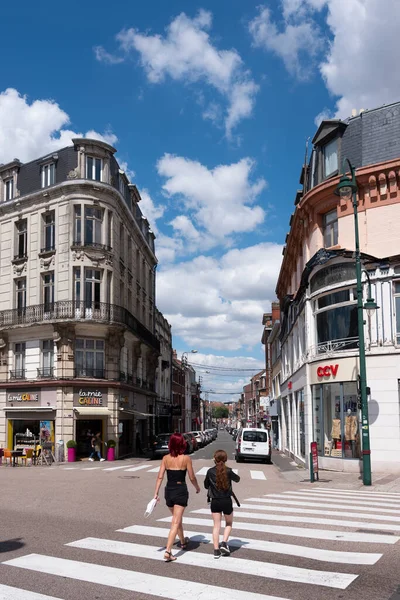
[168,433,186,457]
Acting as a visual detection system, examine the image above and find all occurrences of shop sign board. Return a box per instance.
[73,388,108,407]
[310,357,358,385]
[317,364,339,379]
[7,390,40,405]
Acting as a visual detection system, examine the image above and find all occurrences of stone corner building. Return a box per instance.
[0,138,162,459]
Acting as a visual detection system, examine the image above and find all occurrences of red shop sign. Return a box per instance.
[311,442,319,473]
[317,364,339,378]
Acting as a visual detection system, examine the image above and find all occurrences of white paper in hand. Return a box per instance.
[144,498,158,518]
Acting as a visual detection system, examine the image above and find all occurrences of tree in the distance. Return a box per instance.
[212,405,229,419]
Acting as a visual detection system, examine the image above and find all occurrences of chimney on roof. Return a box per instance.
[351,109,357,117]
[271,301,280,322]
[172,349,177,359]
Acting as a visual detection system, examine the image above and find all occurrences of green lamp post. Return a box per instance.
[335,159,378,486]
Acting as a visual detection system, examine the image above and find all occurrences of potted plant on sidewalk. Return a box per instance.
[66,440,77,462]
[106,439,116,461]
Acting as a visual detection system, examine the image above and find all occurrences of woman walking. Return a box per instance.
[204,449,240,558]
[154,433,200,562]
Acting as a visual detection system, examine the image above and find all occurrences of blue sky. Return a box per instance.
[1,0,398,400]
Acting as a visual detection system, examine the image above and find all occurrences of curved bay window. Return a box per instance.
[315,288,358,353]
[313,381,360,459]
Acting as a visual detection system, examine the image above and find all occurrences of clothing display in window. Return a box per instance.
[345,414,358,441]
[331,418,341,440]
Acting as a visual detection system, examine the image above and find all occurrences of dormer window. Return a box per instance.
[323,138,338,177]
[86,156,102,182]
[4,178,14,201]
[41,163,55,188]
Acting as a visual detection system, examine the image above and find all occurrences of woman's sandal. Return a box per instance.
[180,537,190,550]
[164,550,177,562]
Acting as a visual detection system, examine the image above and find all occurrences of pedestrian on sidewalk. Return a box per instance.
[89,433,105,462]
[153,433,200,562]
[204,449,240,559]
[136,432,144,455]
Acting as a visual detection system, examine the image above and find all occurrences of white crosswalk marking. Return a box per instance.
[195,466,209,475]
[67,537,358,588]
[303,487,400,499]
[147,466,161,472]
[102,465,132,471]
[192,507,400,532]
[0,584,63,600]
[3,486,400,599]
[250,470,266,480]
[270,492,400,510]
[123,464,151,472]
[158,515,399,543]
[245,497,400,519]
[118,524,382,564]
[242,500,400,522]
[3,554,290,600]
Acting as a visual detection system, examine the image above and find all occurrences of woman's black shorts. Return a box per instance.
[165,486,188,508]
[210,497,233,515]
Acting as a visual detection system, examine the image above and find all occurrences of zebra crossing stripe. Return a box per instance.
[2,554,289,600]
[102,465,132,471]
[147,467,161,473]
[118,524,382,565]
[82,467,101,470]
[159,516,398,543]
[195,467,209,475]
[67,537,358,589]
[0,584,63,600]
[266,493,400,511]
[242,500,400,523]
[250,471,266,480]
[192,508,400,533]
[249,496,400,517]
[123,464,151,472]
[300,488,400,500]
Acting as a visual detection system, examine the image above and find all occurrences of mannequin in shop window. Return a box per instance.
[331,414,341,447]
[345,408,358,458]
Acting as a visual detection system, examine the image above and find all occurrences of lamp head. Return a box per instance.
[334,174,357,199]
[364,297,379,318]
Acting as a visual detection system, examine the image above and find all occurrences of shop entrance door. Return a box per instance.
[76,419,104,458]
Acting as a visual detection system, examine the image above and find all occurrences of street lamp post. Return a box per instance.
[335,159,378,486]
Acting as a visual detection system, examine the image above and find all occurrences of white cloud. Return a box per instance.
[138,189,165,235]
[93,45,124,65]
[119,161,136,183]
[249,4,323,80]
[0,88,117,164]
[157,242,283,351]
[319,0,400,118]
[156,154,266,250]
[96,10,258,136]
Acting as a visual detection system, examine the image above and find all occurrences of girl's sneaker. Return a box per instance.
[214,549,221,559]
[219,542,230,556]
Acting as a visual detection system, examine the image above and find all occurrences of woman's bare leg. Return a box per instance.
[212,512,222,549]
[223,512,233,543]
[166,505,185,555]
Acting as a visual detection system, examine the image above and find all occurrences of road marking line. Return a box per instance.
[67,537,357,589]
[195,467,209,475]
[290,461,297,466]
[193,508,400,532]
[82,467,102,470]
[123,464,151,472]
[267,493,400,512]
[118,524,382,565]
[253,496,400,517]
[250,471,266,480]
[301,488,400,499]
[2,554,288,600]
[62,467,78,470]
[102,465,132,471]
[147,467,160,473]
[297,489,400,503]
[243,500,400,522]
[0,584,63,599]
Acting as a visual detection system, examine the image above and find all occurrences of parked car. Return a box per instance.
[235,428,272,464]
[187,432,198,451]
[151,433,172,459]
[191,431,203,448]
[232,429,238,441]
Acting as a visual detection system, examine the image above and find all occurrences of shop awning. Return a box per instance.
[119,408,153,416]
[3,406,56,412]
[73,407,111,416]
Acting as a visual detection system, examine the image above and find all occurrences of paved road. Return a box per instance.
[1,430,400,600]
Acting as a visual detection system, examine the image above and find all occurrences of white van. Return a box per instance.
[235,428,272,464]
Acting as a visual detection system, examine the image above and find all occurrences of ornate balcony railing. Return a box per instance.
[71,241,112,252]
[9,369,26,380]
[309,336,359,359]
[37,367,54,378]
[75,368,106,379]
[0,301,160,352]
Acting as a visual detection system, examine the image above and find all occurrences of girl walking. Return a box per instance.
[154,433,200,562]
[204,449,240,558]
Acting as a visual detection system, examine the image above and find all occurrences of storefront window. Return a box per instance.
[298,390,305,457]
[312,381,360,458]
